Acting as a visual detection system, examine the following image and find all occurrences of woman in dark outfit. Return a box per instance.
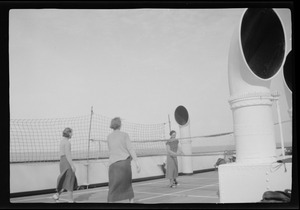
[165,130,183,188]
[107,117,141,203]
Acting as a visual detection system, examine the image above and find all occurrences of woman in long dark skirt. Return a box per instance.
[52,127,78,203]
[165,130,183,188]
[107,117,141,203]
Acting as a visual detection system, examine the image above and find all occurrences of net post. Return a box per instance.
[168,114,172,133]
[86,106,94,189]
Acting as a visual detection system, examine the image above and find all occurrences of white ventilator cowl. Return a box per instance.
[227,8,286,164]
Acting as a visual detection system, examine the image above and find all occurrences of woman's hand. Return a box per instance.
[72,165,76,173]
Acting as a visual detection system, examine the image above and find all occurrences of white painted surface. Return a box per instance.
[218,159,292,203]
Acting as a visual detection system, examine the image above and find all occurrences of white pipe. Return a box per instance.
[272,92,285,158]
[174,105,193,174]
[276,99,286,158]
[178,121,193,175]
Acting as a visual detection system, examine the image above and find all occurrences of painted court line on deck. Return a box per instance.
[10,179,169,203]
[133,179,168,186]
[187,177,218,180]
[175,182,219,187]
[137,183,218,202]
[11,182,218,203]
[11,175,217,203]
[10,189,108,203]
[136,191,218,199]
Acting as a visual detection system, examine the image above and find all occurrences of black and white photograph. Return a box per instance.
[3,1,296,208]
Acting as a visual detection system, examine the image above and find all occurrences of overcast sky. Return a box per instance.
[9,8,292,137]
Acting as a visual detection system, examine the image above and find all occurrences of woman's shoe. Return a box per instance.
[169,184,176,188]
[67,200,76,203]
[52,193,59,201]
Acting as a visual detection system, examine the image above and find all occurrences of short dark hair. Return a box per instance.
[62,127,72,138]
[110,117,121,130]
[170,130,176,136]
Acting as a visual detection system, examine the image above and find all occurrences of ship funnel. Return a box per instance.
[228,8,286,163]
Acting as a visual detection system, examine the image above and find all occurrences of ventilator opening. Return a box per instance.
[174,106,189,126]
[241,8,285,79]
[283,50,293,92]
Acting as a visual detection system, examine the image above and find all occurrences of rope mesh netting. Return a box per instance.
[10,113,166,163]
[10,111,290,163]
